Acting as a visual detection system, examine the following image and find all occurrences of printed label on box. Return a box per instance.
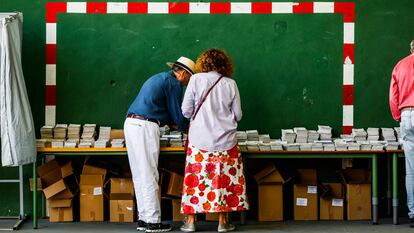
[307,186,317,194]
[127,207,133,211]
[332,198,344,207]
[93,187,102,195]
[296,198,308,206]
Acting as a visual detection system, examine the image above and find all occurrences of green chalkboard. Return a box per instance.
[57,13,342,138]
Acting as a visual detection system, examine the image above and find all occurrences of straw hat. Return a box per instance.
[167,57,196,75]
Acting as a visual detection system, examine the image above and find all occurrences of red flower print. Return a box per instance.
[183,205,195,214]
[200,191,205,196]
[213,157,220,163]
[208,153,214,157]
[203,202,211,211]
[198,183,206,191]
[190,196,199,205]
[199,149,208,153]
[219,156,227,163]
[219,174,231,188]
[185,163,202,174]
[195,153,204,163]
[229,167,237,176]
[212,176,220,189]
[226,195,240,208]
[185,174,199,188]
[205,163,216,174]
[227,158,236,166]
[231,184,244,195]
[208,173,216,180]
[227,146,239,158]
[237,206,244,211]
[238,176,245,185]
[207,192,216,202]
[186,147,192,156]
[186,188,195,195]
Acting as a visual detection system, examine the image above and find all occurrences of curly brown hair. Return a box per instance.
[195,48,234,78]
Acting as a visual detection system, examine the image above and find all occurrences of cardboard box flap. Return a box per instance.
[110,178,134,195]
[61,162,73,178]
[254,163,290,184]
[340,169,371,184]
[50,188,75,200]
[110,193,133,200]
[80,174,104,186]
[48,199,72,208]
[82,165,107,177]
[296,169,317,184]
[320,183,344,199]
[37,159,59,177]
[166,172,184,197]
[43,179,67,199]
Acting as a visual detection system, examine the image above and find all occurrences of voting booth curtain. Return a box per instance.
[0,12,36,167]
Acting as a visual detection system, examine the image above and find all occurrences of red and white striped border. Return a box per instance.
[45,1,355,134]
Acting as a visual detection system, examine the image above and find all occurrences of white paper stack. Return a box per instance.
[258,142,271,151]
[162,134,182,140]
[40,126,54,139]
[294,127,308,143]
[170,139,184,147]
[98,126,111,140]
[307,130,319,143]
[94,140,109,148]
[64,139,78,148]
[36,139,50,148]
[111,139,125,148]
[270,140,284,151]
[284,143,300,151]
[370,141,385,150]
[236,131,248,142]
[238,141,247,151]
[79,139,94,148]
[281,129,296,144]
[318,125,332,140]
[340,134,354,140]
[352,128,367,141]
[358,141,372,151]
[160,138,169,147]
[299,143,312,151]
[334,140,348,151]
[183,133,188,142]
[347,142,360,151]
[382,128,397,142]
[51,139,64,148]
[67,124,81,140]
[367,128,380,141]
[323,143,335,151]
[247,141,259,151]
[311,143,323,151]
[259,134,271,143]
[82,124,96,139]
[246,130,259,141]
[386,142,400,150]
[53,124,68,139]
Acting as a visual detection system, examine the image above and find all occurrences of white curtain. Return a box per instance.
[0,12,36,167]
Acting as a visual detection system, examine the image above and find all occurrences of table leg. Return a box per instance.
[33,160,37,229]
[393,152,399,225]
[41,157,45,219]
[387,155,392,216]
[372,154,379,225]
[240,212,246,225]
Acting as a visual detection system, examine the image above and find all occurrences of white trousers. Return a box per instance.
[124,117,161,223]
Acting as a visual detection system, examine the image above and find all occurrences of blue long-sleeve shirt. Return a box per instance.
[127,71,188,131]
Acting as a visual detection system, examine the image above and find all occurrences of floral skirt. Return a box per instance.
[180,143,249,214]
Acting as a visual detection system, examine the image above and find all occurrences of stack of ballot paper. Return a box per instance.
[246,130,259,141]
[294,127,308,143]
[236,131,248,142]
[94,126,111,148]
[183,133,188,142]
[64,139,78,148]
[259,134,271,143]
[159,125,170,137]
[284,143,300,151]
[367,128,380,141]
[67,124,81,140]
[270,140,283,151]
[258,142,271,151]
[323,143,335,151]
[36,139,51,148]
[340,134,354,142]
[82,124,96,139]
[40,126,53,139]
[238,141,247,151]
[382,128,397,142]
[318,125,332,140]
[51,139,64,148]
[94,140,108,148]
[247,141,259,151]
[370,141,385,150]
[307,130,319,143]
[299,143,312,151]
[394,127,401,142]
[170,139,184,147]
[358,141,372,151]
[281,129,296,144]
[352,128,367,141]
[160,138,169,147]
[111,139,125,148]
[53,124,68,139]
[386,142,400,150]
[79,139,94,148]
[347,142,360,151]
[311,143,323,151]
[334,140,348,151]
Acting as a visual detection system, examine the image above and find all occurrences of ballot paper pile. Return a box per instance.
[370,141,385,150]
[258,142,271,151]
[311,143,323,151]
[40,126,53,139]
[79,139,94,148]
[352,128,367,141]
[307,130,319,143]
[67,124,81,140]
[386,142,400,150]
[270,140,284,151]
[238,141,247,151]
[159,126,170,137]
[94,126,111,148]
[81,124,96,139]
[299,143,312,151]
[51,139,64,148]
[236,131,248,142]
[111,139,125,148]
[64,139,78,148]
[334,140,348,151]
[259,134,271,143]
[162,131,184,147]
[294,128,308,143]
[323,142,335,151]
[53,124,68,139]
[358,141,372,151]
[318,125,332,140]
[367,128,380,141]
[36,139,51,148]
[247,141,259,151]
[281,129,296,144]
[283,143,300,151]
[246,130,259,141]
[382,128,397,142]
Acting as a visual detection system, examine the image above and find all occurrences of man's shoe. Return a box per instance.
[180,222,196,232]
[137,220,147,231]
[146,223,173,233]
[217,223,235,232]
[410,217,414,228]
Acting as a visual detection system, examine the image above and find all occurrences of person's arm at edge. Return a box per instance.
[231,81,243,122]
[389,67,401,121]
[181,76,195,119]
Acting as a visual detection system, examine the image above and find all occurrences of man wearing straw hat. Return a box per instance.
[124,57,195,232]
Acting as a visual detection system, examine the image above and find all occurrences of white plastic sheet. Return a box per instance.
[0,12,36,166]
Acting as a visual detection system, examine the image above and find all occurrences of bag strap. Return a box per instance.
[191,75,223,120]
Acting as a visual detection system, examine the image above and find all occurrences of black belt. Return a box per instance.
[127,114,160,125]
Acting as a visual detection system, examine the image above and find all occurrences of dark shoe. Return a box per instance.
[410,217,414,228]
[146,223,173,233]
[137,220,147,231]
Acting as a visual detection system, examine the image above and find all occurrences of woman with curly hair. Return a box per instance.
[180,48,249,232]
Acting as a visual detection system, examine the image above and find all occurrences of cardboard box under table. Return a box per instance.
[80,174,105,222]
[110,178,135,222]
[319,183,344,220]
[293,169,318,221]
[160,169,184,198]
[48,199,73,222]
[254,163,290,221]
